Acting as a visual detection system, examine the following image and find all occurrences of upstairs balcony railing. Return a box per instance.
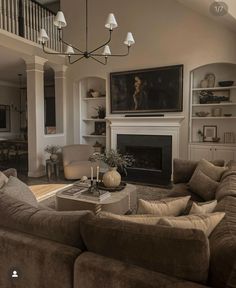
[0,0,62,51]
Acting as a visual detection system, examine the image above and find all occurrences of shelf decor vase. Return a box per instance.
[102,167,121,188]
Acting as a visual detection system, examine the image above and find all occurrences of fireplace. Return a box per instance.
[117,134,172,186]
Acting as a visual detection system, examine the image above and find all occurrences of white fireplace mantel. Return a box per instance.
[106,116,185,168]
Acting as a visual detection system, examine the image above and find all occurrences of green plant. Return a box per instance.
[44,145,61,154]
[90,149,134,168]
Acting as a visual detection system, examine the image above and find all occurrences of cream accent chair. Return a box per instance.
[62,144,96,180]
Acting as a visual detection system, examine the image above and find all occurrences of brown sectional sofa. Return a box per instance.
[0,163,236,288]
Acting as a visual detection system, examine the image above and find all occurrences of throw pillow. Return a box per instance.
[137,196,191,216]
[0,176,38,207]
[0,171,8,189]
[189,200,217,215]
[196,159,226,182]
[189,169,219,201]
[98,211,161,225]
[158,212,225,237]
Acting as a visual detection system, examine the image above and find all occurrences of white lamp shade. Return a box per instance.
[38,28,49,43]
[54,11,67,28]
[105,13,118,30]
[124,32,135,46]
[65,45,75,55]
[102,45,111,56]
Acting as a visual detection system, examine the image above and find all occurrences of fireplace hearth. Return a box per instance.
[117,134,172,186]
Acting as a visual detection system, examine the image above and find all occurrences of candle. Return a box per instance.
[91,167,93,181]
[96,166,99,182]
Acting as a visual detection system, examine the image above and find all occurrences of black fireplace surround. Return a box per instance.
[117,134,172,186]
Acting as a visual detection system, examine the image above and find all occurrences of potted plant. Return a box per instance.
[44,145,61,161]
[95,105,106,119]
[91,149,134,188]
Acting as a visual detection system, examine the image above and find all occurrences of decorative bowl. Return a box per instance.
[218,81,234,87]
[212,137,220,143]
[195,111,209,117]
[224,113,232,117]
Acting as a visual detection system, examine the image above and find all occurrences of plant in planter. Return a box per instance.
[90,149,134,188]
[44,145,61,161]
[95,105,106,119]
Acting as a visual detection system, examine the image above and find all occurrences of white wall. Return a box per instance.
[61,0,236,158]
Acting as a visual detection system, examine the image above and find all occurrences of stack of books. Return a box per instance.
[79,190,111,201]
[62,186,88,196]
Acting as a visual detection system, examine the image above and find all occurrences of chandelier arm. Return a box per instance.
[68,55,85,64]
[88,30,112,54]
[91,46,130,57]
[42,43,84,56]
[90,56,107,65]
[58,33,84,54]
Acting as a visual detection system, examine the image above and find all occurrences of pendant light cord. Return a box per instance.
[86,0,88,52]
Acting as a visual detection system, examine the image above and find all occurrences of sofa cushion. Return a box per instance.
[169,183,205,203]
[80,213,210,284]
[189,200,217,215]
[0,171,8,189]
[158,212,225,237]
[173,159,225,184]
[98,211,162,225]
[0,191,92,249]
[216,170,236,201]
[137,196,190,216]
[209,196,236,288]
[189,169,219,201]
[74,252,209,288]
[0,176,38,207]
[2,168,17,178]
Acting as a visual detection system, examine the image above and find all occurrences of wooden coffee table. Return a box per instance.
[56,183,137,215]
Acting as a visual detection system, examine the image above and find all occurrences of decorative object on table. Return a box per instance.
[95,105,106,119]
[44,145,61,161]
[94,122,106,135]
[110,65,183,114]
[98,181,127,192]
[224,132,235,144]
[203,125,217,142]
[224,113,232,117]
[212,137,220,143]
[199,90,229,104]
[200,73,215,88]
[46,159,60,181]
[38,0,135,65]
[218,81,234,87]
[211,107,222,117]
[195,111,209,117]
[197,129,204,142]
[93,141,103,153]
[90,149,134,188]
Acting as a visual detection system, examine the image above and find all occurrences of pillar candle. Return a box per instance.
[91,167,93,181]
[96,166,99,181]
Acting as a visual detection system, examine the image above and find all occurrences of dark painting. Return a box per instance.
[110,65,183,114]
[0,105,10,131]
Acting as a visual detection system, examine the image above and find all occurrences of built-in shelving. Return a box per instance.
[192,86,236,91]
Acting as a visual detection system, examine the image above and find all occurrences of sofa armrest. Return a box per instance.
[74,252,209,288]
[0,227,81,288]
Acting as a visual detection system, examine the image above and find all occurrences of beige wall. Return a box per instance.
[61,0,236,158]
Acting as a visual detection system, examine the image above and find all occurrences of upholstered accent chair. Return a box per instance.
[62,144,97,180]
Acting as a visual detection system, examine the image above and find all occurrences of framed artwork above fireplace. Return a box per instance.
[110,64,183,114]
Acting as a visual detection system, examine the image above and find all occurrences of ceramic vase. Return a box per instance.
[50,153,58,161]
[102,167,121,188]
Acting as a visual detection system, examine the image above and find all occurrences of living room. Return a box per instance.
[0,0,236,287]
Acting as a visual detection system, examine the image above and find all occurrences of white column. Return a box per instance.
[51,64,67,134]
[25,56,47,177]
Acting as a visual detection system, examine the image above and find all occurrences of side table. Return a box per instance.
[46,159,60,181]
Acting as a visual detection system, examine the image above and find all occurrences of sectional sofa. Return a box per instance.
[0,161,235,288]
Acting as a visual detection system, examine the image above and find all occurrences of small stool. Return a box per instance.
[46,159,60,182]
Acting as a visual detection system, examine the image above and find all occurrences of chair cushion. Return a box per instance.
[137,196,190,216]
[80,213,210,284]
[0,176,38,207]
[158,212,225,237]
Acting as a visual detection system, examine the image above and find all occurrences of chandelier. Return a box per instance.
[38,0,135,65]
